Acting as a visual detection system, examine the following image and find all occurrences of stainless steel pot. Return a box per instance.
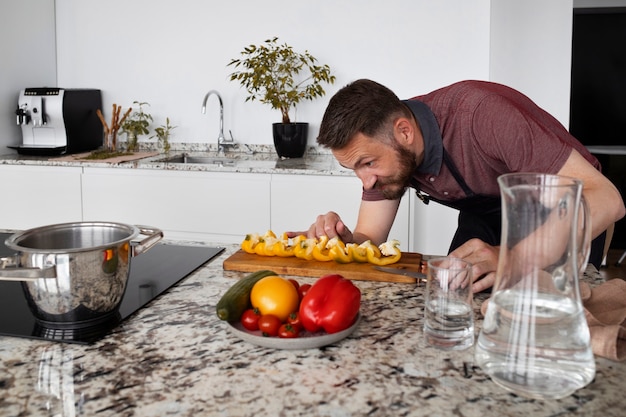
[0,222,162,327]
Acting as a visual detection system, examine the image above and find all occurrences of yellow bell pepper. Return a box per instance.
[310,236,331,262]
[327,236,346,250]
[366,239,402,265]
[241,233,260,254]
[241,230,402,266]
[330,244,351,263]
[347,243,368,263]
[272,240,295,257]
[263,237,280,256]
[294,238,316,261]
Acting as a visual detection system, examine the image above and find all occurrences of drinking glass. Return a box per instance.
[424,256,474,350]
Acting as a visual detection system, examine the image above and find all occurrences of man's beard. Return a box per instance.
[376,145,418,200]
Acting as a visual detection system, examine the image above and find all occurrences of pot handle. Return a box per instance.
[0,255,56,281]
[131,225,164,257]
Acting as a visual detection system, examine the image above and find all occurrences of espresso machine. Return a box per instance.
[13,87,102,155]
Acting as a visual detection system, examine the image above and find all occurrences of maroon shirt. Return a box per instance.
[363,80,599,203]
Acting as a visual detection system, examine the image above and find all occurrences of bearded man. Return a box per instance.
[291,79,625,292]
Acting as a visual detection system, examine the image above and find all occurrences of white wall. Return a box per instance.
[55,0,491,148]
[0,1,57,150]
[490,0,574,126]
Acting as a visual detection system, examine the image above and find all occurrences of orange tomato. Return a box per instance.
[250,276,299,322]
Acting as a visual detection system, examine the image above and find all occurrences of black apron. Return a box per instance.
[412,148,605,269]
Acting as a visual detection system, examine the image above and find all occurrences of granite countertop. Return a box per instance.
[0,144,355,176]
[1,242,623,417]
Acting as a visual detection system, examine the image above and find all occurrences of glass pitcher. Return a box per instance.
[475,173,595,400]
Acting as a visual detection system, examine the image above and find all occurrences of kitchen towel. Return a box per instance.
[579,279,626,362]
[479,278,626,362]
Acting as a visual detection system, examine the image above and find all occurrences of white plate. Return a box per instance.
[226,313,361,350]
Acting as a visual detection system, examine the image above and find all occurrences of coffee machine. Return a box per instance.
[14,87,102,155]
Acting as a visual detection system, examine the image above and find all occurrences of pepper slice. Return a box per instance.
[272,240,295,257]
[312,236,332,262]
[241,233,259,254]
[299,274,361,334]
[347,242,368,263]
[366,239,402,265]
[294,238,316,261]
[329,244,351,264]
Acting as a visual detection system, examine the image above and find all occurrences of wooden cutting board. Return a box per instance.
[222,250,423,283]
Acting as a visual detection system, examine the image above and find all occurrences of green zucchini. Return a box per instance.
[216,270,277,322]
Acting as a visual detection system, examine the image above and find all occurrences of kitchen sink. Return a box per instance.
[153,153,278,169]
[157,154,237,166]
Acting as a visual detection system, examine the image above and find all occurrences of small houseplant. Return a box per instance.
[151,117,176,155]
[121,101,153,152]
[228,37,335,158]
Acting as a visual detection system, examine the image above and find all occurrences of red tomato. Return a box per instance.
[298,283,312,300]
[278,323,300,338]
[288,279,300,292]
[258,314,281,337]
[240,308,261,331]
[286,311,303,330]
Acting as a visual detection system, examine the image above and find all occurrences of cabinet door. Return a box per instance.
[0,165,83,230]
[82,168,271,243]
[270,174,410,251]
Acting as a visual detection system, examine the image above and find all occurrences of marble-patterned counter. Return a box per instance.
[0,144,355,177]
[0,242,623,417]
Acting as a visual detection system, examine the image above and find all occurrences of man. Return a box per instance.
[292,79,625,292]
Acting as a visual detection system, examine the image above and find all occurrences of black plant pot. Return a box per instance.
[272,122,308,158]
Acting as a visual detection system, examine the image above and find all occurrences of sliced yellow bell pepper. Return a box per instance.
[366,239,402,265]
[241,233,260,254]
[310,236,332,262]
[362,240,381,258]
[263,237,281,256]
[294,238,315,261]
[330,244,351,264]
[292,234,307,246]
[263,230,277,239]
[347,243,368,263]
[253,238,265,255]
[327,236,346,251]
[272,240,295,257]
[242,230,402,265]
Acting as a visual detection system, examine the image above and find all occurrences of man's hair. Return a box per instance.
[317,79,412,149]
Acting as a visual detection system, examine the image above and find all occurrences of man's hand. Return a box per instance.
[448,238,500,293]
[286,211,354,243]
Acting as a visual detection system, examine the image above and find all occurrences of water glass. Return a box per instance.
[424,256,474,350]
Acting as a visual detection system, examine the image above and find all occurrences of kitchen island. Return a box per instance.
[1,242,624,417]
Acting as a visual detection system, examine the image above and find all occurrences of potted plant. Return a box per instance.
[151,117,176,155]
[121,101,153,152]
[228,37,335,158]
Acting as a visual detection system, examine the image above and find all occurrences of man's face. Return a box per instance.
[333,132,418,200]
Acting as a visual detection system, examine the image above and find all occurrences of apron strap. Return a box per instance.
[443,148,475,197]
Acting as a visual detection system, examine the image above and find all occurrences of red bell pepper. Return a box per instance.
[299,274,361,334]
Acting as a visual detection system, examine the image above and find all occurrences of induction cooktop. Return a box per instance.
[0,233,224,344]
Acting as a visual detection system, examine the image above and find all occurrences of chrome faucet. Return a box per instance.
[201,90,235,152]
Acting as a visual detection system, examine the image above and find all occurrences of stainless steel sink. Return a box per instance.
[157,154,237,166]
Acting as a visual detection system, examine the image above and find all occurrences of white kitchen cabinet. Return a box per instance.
[0,165,83,230]
[270,174,411,251]
[81,167,271,243]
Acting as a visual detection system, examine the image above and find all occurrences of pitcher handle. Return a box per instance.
[578,195,592,274]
